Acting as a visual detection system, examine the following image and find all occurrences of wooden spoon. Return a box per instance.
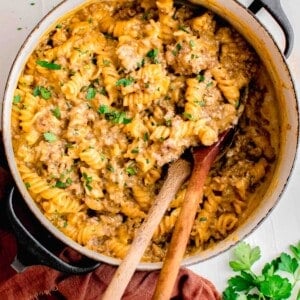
[102,158,191,300]
[102,129,233,300]
[152,130,231,300]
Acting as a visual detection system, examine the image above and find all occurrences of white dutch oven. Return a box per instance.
[2,0,299,273]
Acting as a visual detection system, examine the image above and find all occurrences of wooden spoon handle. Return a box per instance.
[102,159,191,300]
[152,144,221,300]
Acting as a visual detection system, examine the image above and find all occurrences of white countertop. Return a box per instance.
[0,0,299,296]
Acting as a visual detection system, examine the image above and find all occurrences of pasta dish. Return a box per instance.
[11,0,279,262]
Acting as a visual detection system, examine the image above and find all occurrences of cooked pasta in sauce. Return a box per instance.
[11,0,279,262]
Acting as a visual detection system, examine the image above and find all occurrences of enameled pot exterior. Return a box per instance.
[2,0,299,271]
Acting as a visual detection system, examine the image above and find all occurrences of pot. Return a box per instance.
[2,0,299,273]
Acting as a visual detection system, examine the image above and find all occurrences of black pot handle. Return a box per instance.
[248,0,294,57]
[6,187,101,274]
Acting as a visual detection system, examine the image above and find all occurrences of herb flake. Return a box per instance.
[36,60,61,70]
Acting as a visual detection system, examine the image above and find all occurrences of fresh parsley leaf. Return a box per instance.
[43,132,57,143]
[82,172,93,190]
[178,24,189,33]
[33,86,40,96]
[55,178,72,189]
[262,261,277,277]
[183,112,193,120]
[107,164,114,172]
[260,275,292,300]
[98,104,110,114]
[189,40,195,48]
[13,95,21,104]
[223,286,239,300]
[40,87,52,99]
[172,43,182,56]
[116,77,134,87]
[196,74,205,82]
[224,241,300,300]
[137,58,145,68]
[131,148,139,154]
[126,165,137,176]
[86,86,96,100]
[97,105,132,124]
[279,253,299,274]
[165,119,172,127]
[229,242,261,271]
[228,273,255,292]
[206,81,214,88]
[143,132,149,141]
[102,59,111,66]
[36,60,61,70]
[33,86,52,100]
[51,107,61,119]
[146,48,159,63]
[290,242,300,260]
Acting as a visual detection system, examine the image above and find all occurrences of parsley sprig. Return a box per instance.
[223,241,300,300]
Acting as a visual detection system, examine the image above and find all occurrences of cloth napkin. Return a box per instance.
[0,138,221,300]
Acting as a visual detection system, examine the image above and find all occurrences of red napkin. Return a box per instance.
[0,145,221,299]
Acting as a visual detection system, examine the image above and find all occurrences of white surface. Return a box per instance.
[0,0,299,296]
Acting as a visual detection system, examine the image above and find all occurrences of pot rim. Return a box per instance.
[2,0,299,271]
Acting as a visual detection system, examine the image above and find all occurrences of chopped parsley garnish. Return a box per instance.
[116,77,134,87]
[98,105,132,124]
[131,148,139,154]
[172,43,182,56]
[146,48,159,63]
[102,59,111,66]
[137,58,145,68]
[36,60,61,70]
[98,104,110,114]
[143,132,149,141]
[74,47,88,56]
[13,95,21,104]
[99,87,108,96]
[82,173,93,191]
[106,164,114,172]
[165,119,172,127]
[196,74,205,82]
[183,112,193,120]
[199,217,207,222]
[206,81,213,88]
[51,106,61,119]
[56,24,62,29]
[86,86,97,100]
[33,86,52,100]
[126,165,137,176]
[189,40,195,48]
[142,11,151,20]
[194,100,206,107]
[55,178,72,189]
[43,132,57,143]
[178,24,189,33]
